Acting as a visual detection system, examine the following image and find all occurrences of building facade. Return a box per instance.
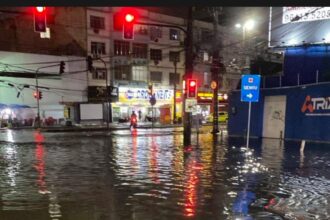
[0,7,88,126]
[86,7,235,124]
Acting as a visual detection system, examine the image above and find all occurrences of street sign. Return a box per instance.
[210,80,217,90]
[185,98,197,113]
[241,74,261,102]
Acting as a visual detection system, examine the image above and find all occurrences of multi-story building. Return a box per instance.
[86,7,233,124]
[87,7,187,124]
[0,7,88,126]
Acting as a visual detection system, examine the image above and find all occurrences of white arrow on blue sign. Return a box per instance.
[241,74,261,102]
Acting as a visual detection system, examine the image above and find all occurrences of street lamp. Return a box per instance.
[235,19,255,70]
[235,19,255,44]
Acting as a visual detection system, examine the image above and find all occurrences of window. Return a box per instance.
[132,43,148,59]
[90,15,105,30]
[136,25,148,35]
[150,27,162,40]
[150,49,162,61]
[169,29,179,40]
[132,66,148,82]
[114,40,130,56]
[114,65,130,80]
[169,72,180,85]
[92,68,106,80]
[169,51,180,62]
[150,71,162,83]
[91,42,106,55]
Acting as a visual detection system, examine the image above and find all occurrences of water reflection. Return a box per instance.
[0,129,329,220]
[34,131,62,219]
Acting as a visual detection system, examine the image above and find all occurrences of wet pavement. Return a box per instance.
[0,127,329,220]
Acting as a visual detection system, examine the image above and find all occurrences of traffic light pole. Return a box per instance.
[35,69,41,128]
[173,59,177,124]
[183,7,194,146]
[35,63,61,128]
[212,8,220,134]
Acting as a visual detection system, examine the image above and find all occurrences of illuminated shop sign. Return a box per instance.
[120,88,173,101]
[197,92,228,100]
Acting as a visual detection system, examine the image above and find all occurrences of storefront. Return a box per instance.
[112,86,175,124]
[197,92,229,121]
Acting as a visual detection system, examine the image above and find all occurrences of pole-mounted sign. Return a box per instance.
[241,74,261,149]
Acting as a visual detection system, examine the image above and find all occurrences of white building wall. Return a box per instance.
[0,51,87,120]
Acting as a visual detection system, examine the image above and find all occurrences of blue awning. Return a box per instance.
[0,104,31,109]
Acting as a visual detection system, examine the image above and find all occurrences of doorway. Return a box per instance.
[262,96,286,139]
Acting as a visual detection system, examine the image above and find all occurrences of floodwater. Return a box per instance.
[0,128,329,220]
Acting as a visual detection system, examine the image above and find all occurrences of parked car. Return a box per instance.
[206,111,228,123]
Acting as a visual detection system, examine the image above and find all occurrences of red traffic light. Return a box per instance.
[189,80,196,87]
[125,14,134,23]
[187,79,197,98]
[35,7,46,13]
[34,7,47,32]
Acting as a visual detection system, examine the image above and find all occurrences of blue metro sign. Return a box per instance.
[241,74,261,102]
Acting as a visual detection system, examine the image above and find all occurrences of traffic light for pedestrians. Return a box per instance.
[59,61,65,74]
[34,7,47,32]
[87,56,94,72]
[123,13,135,40]
[187,79,197,98]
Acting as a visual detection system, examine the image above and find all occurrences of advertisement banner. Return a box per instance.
[269,7,330,47]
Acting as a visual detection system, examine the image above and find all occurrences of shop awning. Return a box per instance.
[0,104,31,109]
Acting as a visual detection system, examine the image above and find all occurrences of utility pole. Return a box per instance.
[211,7,221,134]
[173,59,178,124]
[183,7,194,146]
[98,58,110,129]
[35,63,62,128]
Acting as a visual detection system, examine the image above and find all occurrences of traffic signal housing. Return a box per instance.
[187,79,197,98]
[33,91,43,100]
[34,7,47,32]
[123,13,135,40]
[59,61,65,74]
[34,91,38,99]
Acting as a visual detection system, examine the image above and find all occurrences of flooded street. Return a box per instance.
[0,128,329,220]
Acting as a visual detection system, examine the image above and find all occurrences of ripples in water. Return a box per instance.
[0,129,329,220]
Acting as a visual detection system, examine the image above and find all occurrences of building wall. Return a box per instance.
[228,82,330,142]
[0,51,87,121]
[0,7,87,56]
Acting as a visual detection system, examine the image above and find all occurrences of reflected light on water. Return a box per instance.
[149,134,159,184]
[5,144,19,188]
[184,155,202,217]
[7,129,14,142]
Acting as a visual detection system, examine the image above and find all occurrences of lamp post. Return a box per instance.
[235,19,255,70]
